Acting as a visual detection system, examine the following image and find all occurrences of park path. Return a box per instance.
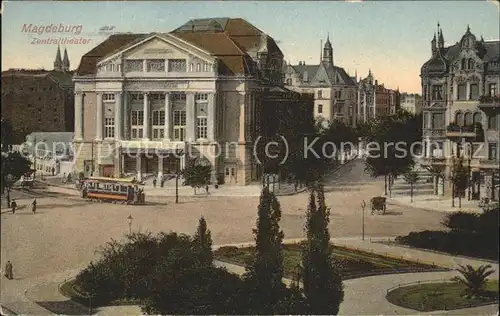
[9,237,497,316]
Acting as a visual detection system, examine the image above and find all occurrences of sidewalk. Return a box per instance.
[38,155,358,199]
[385,193,482,213]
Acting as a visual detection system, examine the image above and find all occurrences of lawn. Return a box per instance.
[214,243,443,279]
[386,280,499,311]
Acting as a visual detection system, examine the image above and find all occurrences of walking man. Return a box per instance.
[31,199,37,213]
[153,176,157,188]
[11,199,17,214]
[4,261,13,279]
[205,185,209,195]
[51,167,55,176]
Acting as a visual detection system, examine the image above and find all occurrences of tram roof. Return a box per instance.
[85,177,137,183]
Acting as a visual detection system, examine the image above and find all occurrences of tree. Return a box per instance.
[404,170,419,202]
[425,161,445,195]
[243,187,285,314]
[450,157,468,208]
[1,119,14,152]
[301,185,344,314]
[452,264,495,298]
[181,158,211,194]
[193,216,213,267]
[1,151,32,204]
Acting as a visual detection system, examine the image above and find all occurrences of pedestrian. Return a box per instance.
[62,173,66,184]
[4,261,13,279]
[205,185,209,195]
[11,199,17,214]
[153,176,157,188]
[160,176,165,188]
[294,180,298,192]
[31,199,37,213]
[51,167,55,176]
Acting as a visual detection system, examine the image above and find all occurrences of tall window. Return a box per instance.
[473,112,482,125]
[468,58,474,70]
[470,84,479,100]
[488,143,498,160]
[173,110,186,141]
[196,94,208,139]
[488,114,498,130]
[197,117,208,139]
[104,118,115,138]
[489,83,497,96]
[461,58,467,70]
[464,112,473,126]
[317,104,323,114]
[152,110,165,140]
[317,90,322,99]
[196,63,201,72]
[147,59,165,72]
[168,59,186,72]
[131,110,144,139]
[457,84,467,100]
[432,85,443,100]
[455,111,464,126]
[124,60,144,72]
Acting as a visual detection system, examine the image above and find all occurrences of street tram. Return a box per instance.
[20,169,36,189]
[80,177,145,205]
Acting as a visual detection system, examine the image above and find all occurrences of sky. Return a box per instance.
[2,1,499,93]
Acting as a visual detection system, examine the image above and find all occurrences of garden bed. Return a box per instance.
[386,280,499,311]
[214,243,445,280]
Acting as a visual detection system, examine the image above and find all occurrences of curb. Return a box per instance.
[386,196,480,213]
[376,241,500,265]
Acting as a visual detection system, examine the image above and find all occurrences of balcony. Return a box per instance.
[478,95,500,112]
[446,122,484,141]
[479,158,500,169]
[423,128,445,138]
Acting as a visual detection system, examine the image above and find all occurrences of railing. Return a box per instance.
[386,278,455,294]
[479,95,500,104]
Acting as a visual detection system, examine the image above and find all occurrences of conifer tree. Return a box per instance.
[302,185,344,314]
[244,186,285,313]
[193,216,213,266]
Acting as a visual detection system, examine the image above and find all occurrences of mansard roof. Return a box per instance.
[75,18,282,77]
[421,27,500,76]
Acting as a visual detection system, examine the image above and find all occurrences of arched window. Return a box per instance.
[461,58,467,70]
[468,58,474,70]
[473,112,482,125]
[464,112,473,126]
[455,111,464,126]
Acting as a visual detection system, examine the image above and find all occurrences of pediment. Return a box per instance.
[311,64,331,85]
[98,34,214,66]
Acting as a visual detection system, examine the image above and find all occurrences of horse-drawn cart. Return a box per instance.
[370,196,386,214]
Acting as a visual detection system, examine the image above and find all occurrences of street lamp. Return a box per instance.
[467,156,472,201]
[5,174,13,207]
[175,150,184,204]
[127,214,133,235]
[361,200,366,241]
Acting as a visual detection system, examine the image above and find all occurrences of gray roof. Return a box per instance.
[174,18,230,33]
[290,62,355,86]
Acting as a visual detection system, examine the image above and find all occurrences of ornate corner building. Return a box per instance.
[72,18,313,185]
[283,36,357,126]
[420,24,500,201]
[1,46,74,143]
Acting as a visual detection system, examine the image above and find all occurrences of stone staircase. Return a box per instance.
[389,164,435,197]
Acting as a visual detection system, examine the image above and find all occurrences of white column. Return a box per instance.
[136,154,142,182]
[123,92,129,140]
[158,157,164,179]
[96,92,103,141]
[164,92,171,141]
[426,136,432,158]
[466,82,470,100]
[115,92,122,140]
[207,92,215,141]
[186,92,196,141]
[143,92,150,140]
[74,92,83,140]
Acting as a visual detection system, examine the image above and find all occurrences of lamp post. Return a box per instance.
[361,200,366,241]
[451,156,455,208]
[127,214,133,235]
[5,174,13,207]
[175,150,184,204]
[467,156,472,201]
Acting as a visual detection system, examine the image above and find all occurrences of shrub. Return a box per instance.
[441,212,478,233]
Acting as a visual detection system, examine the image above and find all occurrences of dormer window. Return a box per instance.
[468,58,474,70]
[461,58,467,70]
[317,90,322,99]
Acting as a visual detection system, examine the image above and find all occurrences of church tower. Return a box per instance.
[322,34,334,68]
[62,47,70,72]
[54,45,63,72]
[438,23,445,49]
[431,32,437,55]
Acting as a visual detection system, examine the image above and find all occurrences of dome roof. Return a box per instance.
[421,53,447,74]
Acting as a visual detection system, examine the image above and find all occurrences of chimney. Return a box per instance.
[303,61,306,66]
[375,80,378,86]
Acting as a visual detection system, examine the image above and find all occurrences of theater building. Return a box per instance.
[73,18,312,185]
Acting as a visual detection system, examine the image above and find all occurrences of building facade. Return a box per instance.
[420,24,500,201]
[73,18,312,185]
[356,70,400,123]
[400,93,423,114]
[284,36,357,126]
[1,46,74,143]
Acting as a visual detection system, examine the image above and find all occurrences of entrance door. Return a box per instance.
[224,166,237,184]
